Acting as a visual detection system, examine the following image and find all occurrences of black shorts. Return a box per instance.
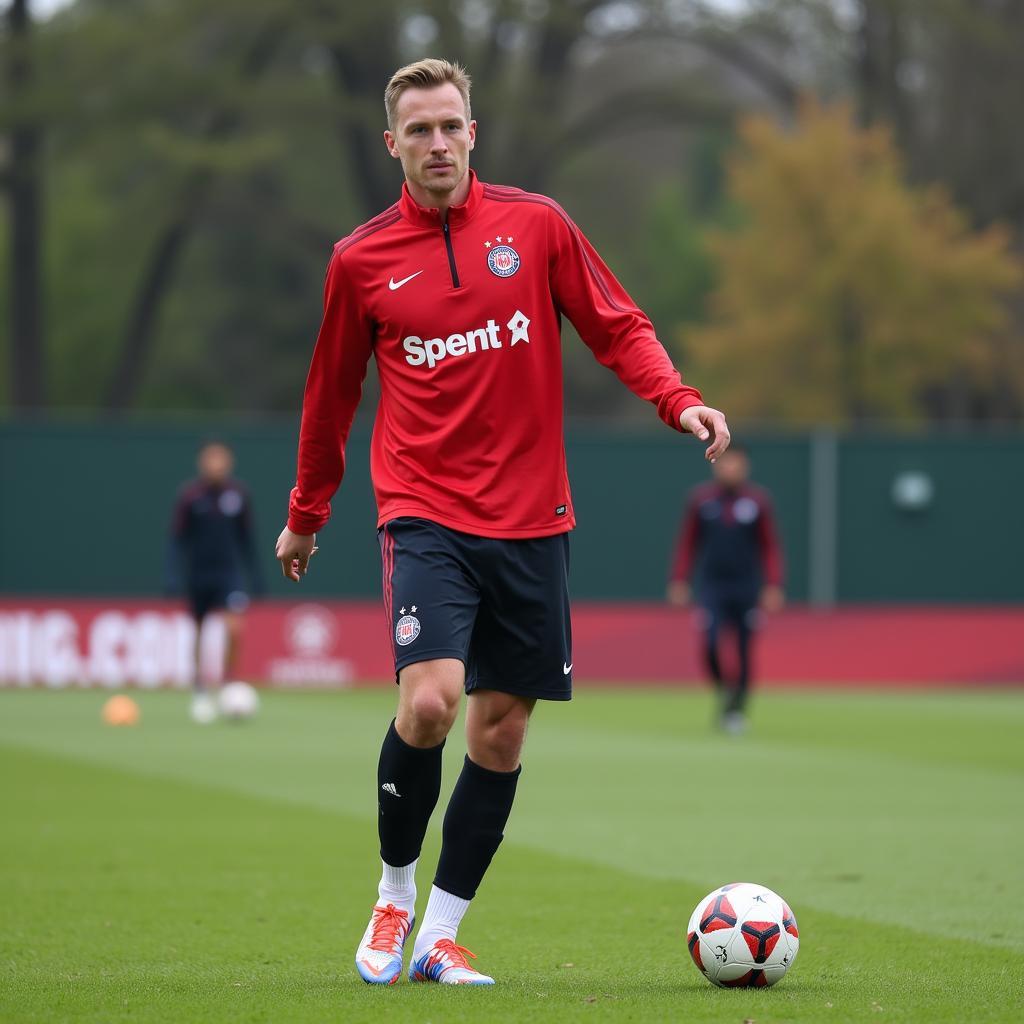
[379,517,572,701]
[186,583,249,622]
[698,582,760,632]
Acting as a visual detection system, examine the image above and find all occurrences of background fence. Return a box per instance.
[2,419,1020,603]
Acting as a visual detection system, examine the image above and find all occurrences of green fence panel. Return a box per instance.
[0,419,377,599]
[2,421,1020,602]
[836,434,1024,602]
[567,429,809,600]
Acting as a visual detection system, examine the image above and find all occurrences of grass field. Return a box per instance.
[1,686,1022,1023]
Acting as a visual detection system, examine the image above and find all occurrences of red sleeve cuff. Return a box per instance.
[666,390,705,433]
[287,484,329,535]
[287,511,327,536]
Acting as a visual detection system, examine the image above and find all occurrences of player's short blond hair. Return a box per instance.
[385,58,472,131]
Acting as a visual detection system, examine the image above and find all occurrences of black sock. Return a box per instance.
[377,719,444,867]
[434,755,521,900]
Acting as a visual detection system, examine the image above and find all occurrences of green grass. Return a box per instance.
[1,687,1022,1023]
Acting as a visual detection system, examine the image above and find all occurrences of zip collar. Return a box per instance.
[398,169,484,228]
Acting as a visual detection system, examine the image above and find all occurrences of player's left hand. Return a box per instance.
[760,585,785,613]
[679,405,731,462]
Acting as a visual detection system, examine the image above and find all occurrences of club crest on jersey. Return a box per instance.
[734,496,760,523]
[395,614,421,647]
[487,245,520,278]
[218,490,243,516]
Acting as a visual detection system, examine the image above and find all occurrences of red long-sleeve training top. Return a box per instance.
[288,171,704,539]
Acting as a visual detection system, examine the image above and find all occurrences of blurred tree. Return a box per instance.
[686,100,1022,425]
[638,181,717,361]
[102,9,292,410]
[848,0,1024,231]
[8,0,1024,421]
[3,0,44,408]
[8,0,793,414]
[16,0,340,412]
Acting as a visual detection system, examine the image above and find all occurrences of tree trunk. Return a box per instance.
[856,0,910,142]
[103,21,285,411]
[103,183,206,411]
[6,0,45,409]
[327,34,401,217]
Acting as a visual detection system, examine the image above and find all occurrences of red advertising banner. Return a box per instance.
[0,598,1021,688]
[0,600,378,690]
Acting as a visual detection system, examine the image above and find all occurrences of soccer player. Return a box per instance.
[167,440,263,722]
[275,58,731,986]
[667,445,784,734]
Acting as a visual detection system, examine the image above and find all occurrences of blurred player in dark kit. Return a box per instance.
[167,441,264,723]
[668,445,783,734]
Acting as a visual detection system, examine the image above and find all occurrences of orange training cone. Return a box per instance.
[102,695,141,726]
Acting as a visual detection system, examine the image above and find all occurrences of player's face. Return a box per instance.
[384,84,476,200]
[712,450,749,488]
[198,444,233,484]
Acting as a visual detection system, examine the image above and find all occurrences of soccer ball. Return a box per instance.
[686,882,799,988]
[190,692,218,725]
[218,681,260,721]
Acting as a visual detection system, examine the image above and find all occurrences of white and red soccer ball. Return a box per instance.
[686,882,799,988]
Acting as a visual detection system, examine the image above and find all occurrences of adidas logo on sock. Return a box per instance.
[381,783,401,797]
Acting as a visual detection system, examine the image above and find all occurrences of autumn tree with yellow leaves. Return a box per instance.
[686,102,1023,425]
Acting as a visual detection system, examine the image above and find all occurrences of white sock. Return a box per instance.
[377,858,417,917]
[413,885,471,957]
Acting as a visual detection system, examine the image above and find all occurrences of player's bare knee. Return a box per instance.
[397,696,454,747]
[471,710,528,771]
[473,735,523,773]
[398,668,461,745]
[492,728,527,770]
[416,687,458,725]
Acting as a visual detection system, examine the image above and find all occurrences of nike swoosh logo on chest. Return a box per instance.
[389,271,423,290]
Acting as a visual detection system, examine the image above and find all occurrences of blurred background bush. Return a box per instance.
[4,0,1023,425]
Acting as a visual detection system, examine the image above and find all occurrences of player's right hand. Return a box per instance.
[666,581,691,607]
[275,527,318,583]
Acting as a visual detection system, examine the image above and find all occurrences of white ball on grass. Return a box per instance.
[218,681,260,721]
[686,882,799,988]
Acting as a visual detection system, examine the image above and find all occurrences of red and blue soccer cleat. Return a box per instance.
[408,939,495,985]
[355,903,413,985]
